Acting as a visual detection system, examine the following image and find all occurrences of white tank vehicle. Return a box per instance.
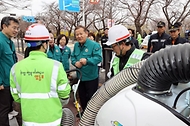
[78,43,190,126]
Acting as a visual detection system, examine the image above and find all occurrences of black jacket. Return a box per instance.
[165,36,188,46]
[131,37,139,49]
[147,32,170,53]
[101,35,109,49]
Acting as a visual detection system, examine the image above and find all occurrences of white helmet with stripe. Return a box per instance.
[24,23,50,47]
[105,24,131,46]
[25,23,49,41]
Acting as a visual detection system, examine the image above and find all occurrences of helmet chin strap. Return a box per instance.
[42,43,49,53]
[116,43,124,57]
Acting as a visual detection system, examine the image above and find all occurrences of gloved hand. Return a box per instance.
[60,98,70,106]
[107,71,111,79]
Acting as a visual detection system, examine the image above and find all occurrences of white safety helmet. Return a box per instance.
[105,24,131,46]
[25,23,50,47]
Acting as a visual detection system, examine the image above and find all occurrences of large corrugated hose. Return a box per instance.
[79,60,145,125]
[79,43,190,125]
[137,43,190,94]
[61,108,75,126]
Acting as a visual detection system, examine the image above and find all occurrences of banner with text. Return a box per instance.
[107,19,115,28]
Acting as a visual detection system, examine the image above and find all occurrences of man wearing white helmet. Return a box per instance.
[105,24,150,78]
[10,23,71,125]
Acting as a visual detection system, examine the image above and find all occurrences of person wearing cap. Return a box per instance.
[0,16,19,126]
[165,23,188,48]
[10,23,71,125]
[164,23,188,86]
[71,25,102,117]
[105,24,150,78]
[147,21,170,53]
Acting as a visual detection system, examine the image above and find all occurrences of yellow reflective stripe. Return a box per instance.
[20,92,58,99]
[58,83,68,91]
[23,118,61,126]
[11,65,21,92]
[10,87,18,94]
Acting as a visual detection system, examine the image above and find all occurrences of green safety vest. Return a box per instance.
[112,49,144,75]
[10,51,71,126]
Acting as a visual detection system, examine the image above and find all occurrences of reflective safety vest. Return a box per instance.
[10,51,71,126]
[112,49,144,75]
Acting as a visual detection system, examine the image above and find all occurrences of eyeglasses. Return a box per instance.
[110,44,117,48]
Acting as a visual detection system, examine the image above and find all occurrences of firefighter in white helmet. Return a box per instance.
[105,24,150,78]
[10,23,71,126]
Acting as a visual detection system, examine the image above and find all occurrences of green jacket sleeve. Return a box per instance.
[71,44,77,66]
[57,64,71,99]
[86,43,102,65]
[0,42,2,84]
[10,65,20,103]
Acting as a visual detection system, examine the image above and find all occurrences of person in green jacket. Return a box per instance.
[0,16,19,126]
[137,31,142,45]
[47,32,61,61]
[105,25,150,78]
[56,34,71,71]
[71,25,102,117]
[10,23,71,126]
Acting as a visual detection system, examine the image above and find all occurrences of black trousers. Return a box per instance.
[78,78,99,111]
[0,86,13,126]
[102,49,112,69]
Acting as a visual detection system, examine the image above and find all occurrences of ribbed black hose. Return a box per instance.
[61,108,75,126]
[137,43,190,94]
[79,61,145,126]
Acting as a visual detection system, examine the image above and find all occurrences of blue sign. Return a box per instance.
[22,16,36,23]
[59,0,80,12]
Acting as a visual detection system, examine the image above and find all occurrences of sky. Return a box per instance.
[0,0,57,19]
[31,0,57,15]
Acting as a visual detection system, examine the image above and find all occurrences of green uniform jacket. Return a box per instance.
[0,32,17,87]
[60,46,71,71]
[71,38,102,81]
[137,34,142,45]
[112,49,144,75]
[47,44,61,62]
[10,51,71,126]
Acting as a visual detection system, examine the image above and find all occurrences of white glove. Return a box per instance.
[60,98,69,106]
[107,71,111,78]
